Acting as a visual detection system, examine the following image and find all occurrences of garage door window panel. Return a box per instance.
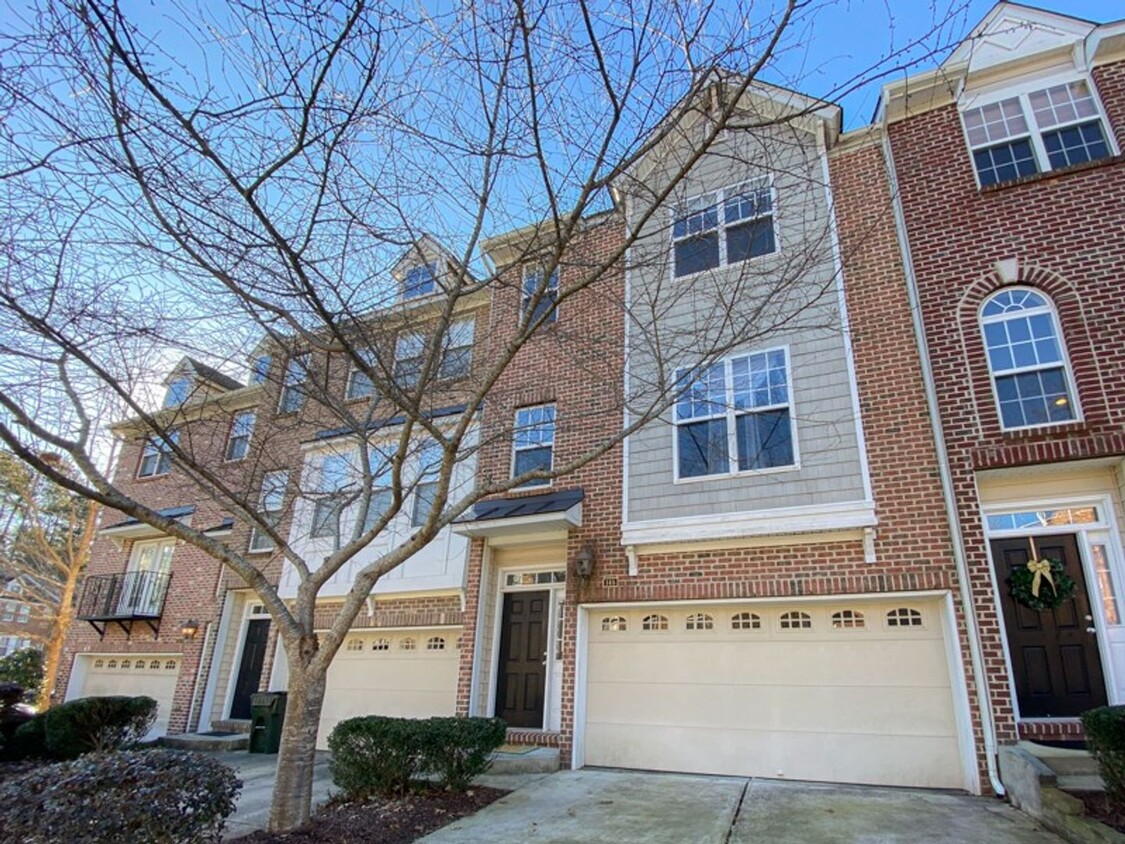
[601,616,627,632]
[831,610,865,629]
[685,613,713,631]
[779,611,812,630]
[642,614,669,631]
[731,612,761,630]
[886,607,924,628]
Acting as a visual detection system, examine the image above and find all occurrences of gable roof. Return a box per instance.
[165,356,243,391]
[944,2,1095,74]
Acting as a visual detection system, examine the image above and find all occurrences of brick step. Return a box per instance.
[504,728,561,748]
[489,745,560,775]
[212,719,252,735]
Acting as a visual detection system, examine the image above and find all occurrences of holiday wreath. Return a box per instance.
[1008,557,1076,611]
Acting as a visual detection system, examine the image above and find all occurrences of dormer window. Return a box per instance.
[163,377,191,408]
[962,78,1113,187]
[249,354,271,385]
[402,262,438,300]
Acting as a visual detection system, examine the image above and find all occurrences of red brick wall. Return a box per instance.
[885,58,1125,742]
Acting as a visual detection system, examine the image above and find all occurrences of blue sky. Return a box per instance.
[772,0,1124,129]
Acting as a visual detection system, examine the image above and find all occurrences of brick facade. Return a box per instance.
[885,49,1125,744]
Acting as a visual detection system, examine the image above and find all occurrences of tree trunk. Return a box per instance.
[267,660,328,831]
[38,569,79,710]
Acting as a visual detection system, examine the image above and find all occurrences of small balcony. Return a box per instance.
[77,570,171,638]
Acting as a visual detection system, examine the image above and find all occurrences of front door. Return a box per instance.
[230,618,271,720]
[992,534,1108,717]
[495,590,548,728]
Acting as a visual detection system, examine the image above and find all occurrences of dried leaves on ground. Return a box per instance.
[1069,790,1125,834]
[235,787,508,844]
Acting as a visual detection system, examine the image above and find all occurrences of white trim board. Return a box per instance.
[620,499,876,546]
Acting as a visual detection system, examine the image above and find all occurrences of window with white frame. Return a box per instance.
[512,404,555,487]
[672,179,775,278]
[137,429,178,478]
[249,470,289,552]
[439,318,475,379]
[278,353,310,413]
[249,354,271,385]
[394,332,426,387]
[163,377,192,408]
[360,448,395,534]
[411,441,443,527]
[961,79,1113,187]
[226,411,256,461]
[1,601,15,622]
[980,288,1076,429]
[311,453,351,540]
[522,265,559,324]
[346,349,379,400]
[402,262,438,300]
[674,348,794,479]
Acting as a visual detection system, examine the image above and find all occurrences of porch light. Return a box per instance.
[574,545,596,580]
[180,619,200,641]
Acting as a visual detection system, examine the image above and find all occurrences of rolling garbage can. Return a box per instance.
[248,691,287,754]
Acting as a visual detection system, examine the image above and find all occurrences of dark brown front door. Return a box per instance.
[230,618,271,720]
[495,590,548,728]
[992,534,1107,718]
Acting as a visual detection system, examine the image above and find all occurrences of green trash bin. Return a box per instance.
[248,691,287,754]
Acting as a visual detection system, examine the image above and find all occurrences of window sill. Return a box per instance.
[672,249,780,283]
[1000,419,1088,441]
[980,154,1124,193]
[673,462,801,485]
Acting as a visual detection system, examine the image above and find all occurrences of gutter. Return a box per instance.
[879,124,1005,797]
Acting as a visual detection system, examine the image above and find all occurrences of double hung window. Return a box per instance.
[411,441,443,527]
[249,354,271,385]
[962,79,1112,187]
[361,449,395,534]
[394,333,426,387]
[672,180,775,278]
[980,289,1076,429]
[138,430,178,478]
[346,349,379,400]
[163,377,191,408]
[439,319,475,379]
[522,266,559,325]
[249,470,289,552]
[512,404,555,487]
[225,411,256,461]
[311,454,351,540]
[675,349,794,479]
[402,263,437,300]
[279,354,310,414]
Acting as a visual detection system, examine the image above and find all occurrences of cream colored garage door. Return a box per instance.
[318,629,459,749]
[78,654,181,738]
[582,599,965,789]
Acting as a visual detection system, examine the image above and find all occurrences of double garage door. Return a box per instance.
[76,654,181,739]
[318,628,459,748]
[582,598,966,789]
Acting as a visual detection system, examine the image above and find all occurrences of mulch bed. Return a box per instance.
[0,759,45,783]
[234,787,508,844]
[1068,791,1125,834]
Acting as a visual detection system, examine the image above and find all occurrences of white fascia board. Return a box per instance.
[451,503,582,539]
[620,500,876,547]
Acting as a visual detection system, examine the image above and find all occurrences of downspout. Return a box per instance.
[879,124,1004,796]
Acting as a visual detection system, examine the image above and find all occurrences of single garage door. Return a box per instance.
[318,629,459,749]
[582,599,965,788]
[77,654,181,738]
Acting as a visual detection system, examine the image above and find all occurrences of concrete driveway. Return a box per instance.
[419,770,1067,844]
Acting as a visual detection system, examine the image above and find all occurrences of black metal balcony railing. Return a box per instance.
[78,571,171,638]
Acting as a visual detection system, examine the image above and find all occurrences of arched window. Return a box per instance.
[400,638,416,651]
[149,660,161,669]
[346,638,364,651]
[887,607,924,628]
[731,612,761,630]
[980,289,1076,429]
[779,611,812,630]
[601,616,627,632]
[685,613,713,631]
[426,636,446,651]
[641,614,669,631]
[831,610,865,629]
[372,638,390,651]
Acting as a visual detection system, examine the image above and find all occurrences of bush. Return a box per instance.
[0,748,241,843]
[0,649,44,702]
[329,715,427,798]
[44,695,157,758]
[422,716,507,791]
[5,714,47,760]
[1084,706,1125,808]
[328,715,508,798]
[0,681,35,755]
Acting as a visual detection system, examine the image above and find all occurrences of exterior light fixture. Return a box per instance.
[180,619,200,641]
[574,545,596,579]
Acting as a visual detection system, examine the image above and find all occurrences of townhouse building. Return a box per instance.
[0,572,50,658]
[869,2,1125,755]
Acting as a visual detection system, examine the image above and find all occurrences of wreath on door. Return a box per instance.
[1008,555,1076,611]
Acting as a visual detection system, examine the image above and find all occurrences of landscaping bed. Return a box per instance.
[235,786,508,844]
[1068,790,1125,835]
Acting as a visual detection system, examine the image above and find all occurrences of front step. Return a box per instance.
[161,731,249,752]
[212,719,252,735]
[489,745,560,775]
[1022,741,1105,790]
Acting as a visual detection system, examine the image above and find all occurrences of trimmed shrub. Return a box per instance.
[0,649,44,702]
[5,714,47,760]
[0,681,35,754]
[329,715,426,798]
[328,715,508,798]
[1084,706,1125,809]
[44,695,157,758]
[422,716,507,791]
[0,748,241,843]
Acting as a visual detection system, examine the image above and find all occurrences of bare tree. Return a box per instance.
[0,450,98,709]
[0,0,969,829]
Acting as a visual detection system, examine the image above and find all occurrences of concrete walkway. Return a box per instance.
[419,770,1069,844]
[219,751,334,840]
